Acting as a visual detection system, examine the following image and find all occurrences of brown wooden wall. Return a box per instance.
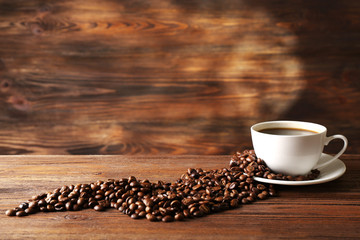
[0,0,359,155]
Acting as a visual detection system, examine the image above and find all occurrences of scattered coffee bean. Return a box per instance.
[19,202,29,210]
[5,149,290,222]
[28,201,38,209]
[25,207,37,214]
[146,213,157,221]
[16,210,27,217]
[174,213,185,221]
[230,199,239,208]
[162,215,174,222]
[5,209,17,216]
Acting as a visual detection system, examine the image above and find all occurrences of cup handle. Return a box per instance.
[313,134,348,169]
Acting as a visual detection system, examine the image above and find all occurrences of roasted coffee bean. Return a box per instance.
[58,195,69,203]
[189,206,197,215]
[7,149,280,221]
[182,198,194,206]
[137,204,145,212]
[28,201,38,209]
[193,210,203,217]
[54,203,65,211]
[183,209,191,218]
[94,205,105,211]
[25,207,37,214]
[129,203,137,212]
[95,194,104,200]
[230,199,239,208]
[77,198,86,206]
[5,209,17,216]
[19,202,29,210]
[88,201,97,208]
[72,204,81,211]
[269,189,277,197]
[16,210,27,217]
[138,211,146,218]
[174,213,185,221]
[143,198,153,207]
[257,193,267,200]
[65,202,73,211]
[229,182,238,190]
[146,213,157,221]
[162,215,174,222]
[241,198,249,204]
[199,204,210,215]
[39,206,46,212]
[47,205,55,212]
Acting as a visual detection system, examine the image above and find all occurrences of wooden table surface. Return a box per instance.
[0,154,359,239]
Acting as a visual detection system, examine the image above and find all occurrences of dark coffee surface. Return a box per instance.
[259,128,318,136]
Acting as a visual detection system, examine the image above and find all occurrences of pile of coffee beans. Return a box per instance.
[5,149,319,221]
[230,149,320,181]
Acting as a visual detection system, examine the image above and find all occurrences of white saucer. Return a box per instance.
[253,153,346,186]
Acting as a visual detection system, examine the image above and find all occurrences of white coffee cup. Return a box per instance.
[250,120,348,176]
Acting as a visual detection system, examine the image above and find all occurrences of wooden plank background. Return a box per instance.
[0,0,359,155]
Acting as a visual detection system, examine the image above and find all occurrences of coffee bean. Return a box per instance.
[58,195,69,203]
[199,204,210,215]
[146,213,157,221]
[25,207,38,214]
[182,198,194,206]
[88,201,97,208]
[28,201,38,209]
[174,213,185,221]
[65,202,73,211]
[162,215,174,222]
[16,210,27,217]
[5,209,16,216]
[6,149,280,222]
[230,199,239,208]
[47,205,55,212]
[138,211,146,218]
[229,182,238,190]
[183,209,191,218]
[72,204,81,211]
[54,203,65,211]
[170,200,181,209]
[77,198,85,206]
[189,206,197,215]
[193,211,203,217]
[95,194,103,200]
[19,202,29,210]
[257,193,267,200]
[94,205,105,211]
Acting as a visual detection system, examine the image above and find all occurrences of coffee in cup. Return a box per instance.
[251,120,348,176]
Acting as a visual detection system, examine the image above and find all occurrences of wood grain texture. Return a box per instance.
[0,0,359,155]
[0,154,359,239]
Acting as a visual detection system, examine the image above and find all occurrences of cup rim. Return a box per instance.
[251,120,326,137]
